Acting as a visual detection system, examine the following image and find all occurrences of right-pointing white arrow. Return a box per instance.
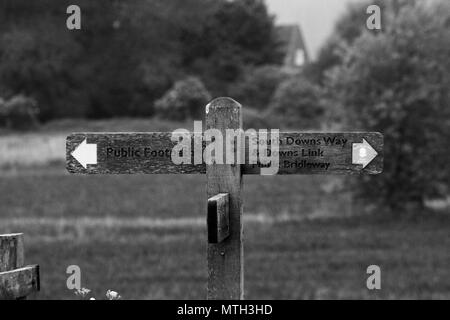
[71,138,97,169]
[352,139,378,169]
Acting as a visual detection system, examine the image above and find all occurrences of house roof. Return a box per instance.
[275,24,310,67]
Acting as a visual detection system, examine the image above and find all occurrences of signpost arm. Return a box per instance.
[206,98,244,300]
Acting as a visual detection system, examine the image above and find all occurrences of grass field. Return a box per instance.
[3,206,449,300]
[0,118,449,299]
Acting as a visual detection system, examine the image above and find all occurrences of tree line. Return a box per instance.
[0,0,282,121]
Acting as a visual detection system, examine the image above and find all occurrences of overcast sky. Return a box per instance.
[266,0,363,59]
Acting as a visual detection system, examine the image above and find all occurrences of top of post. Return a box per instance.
[206,97,241,114]
[205,97,242,130]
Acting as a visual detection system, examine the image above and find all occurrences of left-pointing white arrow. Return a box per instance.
[71,138,97,169]
[352,139,378,169]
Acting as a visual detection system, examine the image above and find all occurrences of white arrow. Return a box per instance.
[352,139,378,169]
[71,138,97,169]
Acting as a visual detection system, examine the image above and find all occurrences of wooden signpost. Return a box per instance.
[66,97,383,299]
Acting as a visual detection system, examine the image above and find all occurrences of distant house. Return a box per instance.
[276,24,309,70]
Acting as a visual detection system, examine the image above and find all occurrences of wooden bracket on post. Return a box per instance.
[208,193,230,244]
[0,234,40,300]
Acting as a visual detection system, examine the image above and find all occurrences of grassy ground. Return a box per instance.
[7,211,450,300]
[0,118,449,299]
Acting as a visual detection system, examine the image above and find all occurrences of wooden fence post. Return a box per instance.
[206,97,244,300]
[0,233,40,300]
[0,233,24,272]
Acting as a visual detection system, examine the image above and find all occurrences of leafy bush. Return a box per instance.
[0,94,39,130]
[154,77,212,120]
[267,77,324,130]
[229,65,289,110]
[328,0,450,211]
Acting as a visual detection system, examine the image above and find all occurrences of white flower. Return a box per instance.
[106,290,121,300]
[74,288,91,298]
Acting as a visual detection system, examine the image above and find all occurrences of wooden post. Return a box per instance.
[0,233,24,272]
[206,97,244,300]
[0,234,40,300]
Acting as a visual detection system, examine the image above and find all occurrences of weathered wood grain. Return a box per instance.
[66,132,205,174]
[206,98,244,300]
[245,132,383,175]
[0,265,40,300]
[208,193,230,244]
[0,234,24,272]
[67,132,383,175]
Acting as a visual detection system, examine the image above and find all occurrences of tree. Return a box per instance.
[268,77,324,130]
[304,0,415,85]
[0,26,85,120]
[154,77,212,121]
[228,65,289,110]
[182,0,283,95]
[329,0,450,211]
[0,0,281,120]
[0,94,39,129]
